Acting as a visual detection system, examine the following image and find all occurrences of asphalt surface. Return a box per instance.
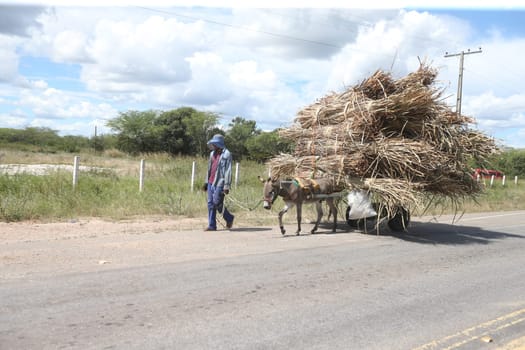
[1,211,524,349]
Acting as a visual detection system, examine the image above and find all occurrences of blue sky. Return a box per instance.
[1,1,525,148]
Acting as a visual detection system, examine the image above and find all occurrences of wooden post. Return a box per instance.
[139,159,145,192]
[72,156,80,189]
[490,174,495,187]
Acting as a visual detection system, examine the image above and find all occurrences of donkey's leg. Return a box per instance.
[311,201,323,234]
[327,198,338,232]
[295,202,302,235]
[279,202,293,235]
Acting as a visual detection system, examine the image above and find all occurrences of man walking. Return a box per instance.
[203,134,234,231]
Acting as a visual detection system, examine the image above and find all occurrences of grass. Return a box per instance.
[1,149,524,224]
[0,149,274,223]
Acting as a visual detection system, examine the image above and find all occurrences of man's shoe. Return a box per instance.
[204,227,216,231]
[226,219,234,229]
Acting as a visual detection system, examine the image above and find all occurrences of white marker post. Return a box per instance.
[191,161,196,192]
[139,159,145,192]
[72,156,80,189]
[235,162,239,188]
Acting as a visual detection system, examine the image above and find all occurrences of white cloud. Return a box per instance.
[180,52,232,105]
[0,111,29,129]
[465,92,525,127]
[0,5,46,37]
[31,80,49,89]
[80,15,209,93]
[0,35,22,82]
[2,6,525,145]
[229,61,277,90]
[327,10,471,91]
[52,30,89,62]
[18,87,118,121]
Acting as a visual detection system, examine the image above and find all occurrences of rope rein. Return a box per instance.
[225,195,264,211]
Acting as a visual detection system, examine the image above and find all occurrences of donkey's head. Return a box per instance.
[258,176,279,210]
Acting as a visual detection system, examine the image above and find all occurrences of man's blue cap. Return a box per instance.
[207,134,225,149]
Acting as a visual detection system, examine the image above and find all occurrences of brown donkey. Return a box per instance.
[259,176,342,235]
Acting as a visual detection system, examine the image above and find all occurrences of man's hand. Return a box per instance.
[223,189,229,195]
[202,183,208,192]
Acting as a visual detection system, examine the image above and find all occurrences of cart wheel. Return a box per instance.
[387,207,410,232]
[345,206,360,228]
[346,206,375,230]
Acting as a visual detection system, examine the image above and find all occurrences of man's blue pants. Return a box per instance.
[207,184,234,230]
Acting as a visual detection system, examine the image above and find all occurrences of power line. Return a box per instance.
[136,6,341,49]
[262,8,456,49]
[134,6,409,63]
[137,6,470,70]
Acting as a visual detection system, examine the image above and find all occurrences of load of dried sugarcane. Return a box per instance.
[267,62,500,221]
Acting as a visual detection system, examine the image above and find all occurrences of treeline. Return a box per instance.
[0,107,293,163]
[106,107,293,161]
[3,106,525,172]
[492,148,525,177]
[0,126,114,153]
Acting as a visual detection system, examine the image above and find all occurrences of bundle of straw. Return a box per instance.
[268,61,499,218]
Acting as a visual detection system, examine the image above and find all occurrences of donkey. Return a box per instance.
[258,176,341,235]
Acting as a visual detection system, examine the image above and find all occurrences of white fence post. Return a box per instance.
[502,175,506,186]
[139,159,145,192]
[191,161,196,192]
[515,175,519,186]
[72,156,80,189]
[235,162,239,188]
[490,175,495,187]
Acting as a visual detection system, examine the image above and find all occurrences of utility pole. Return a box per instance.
[444,47,482,116]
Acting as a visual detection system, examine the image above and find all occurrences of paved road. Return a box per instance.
[1,211,525,349]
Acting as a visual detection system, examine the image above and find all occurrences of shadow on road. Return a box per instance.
[313,220,524,245]
[392,220,524,245]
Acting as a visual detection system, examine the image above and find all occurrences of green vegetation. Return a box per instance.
[417,180,525,217]
[105,108,292,160]
[1,149,525,223]
[0,151,274,223]
[1,106,525,224]
[0,108,293,162]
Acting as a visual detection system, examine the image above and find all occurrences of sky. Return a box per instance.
[1,1,525,148]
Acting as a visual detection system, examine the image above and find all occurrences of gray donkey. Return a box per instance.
[259,176,342,235]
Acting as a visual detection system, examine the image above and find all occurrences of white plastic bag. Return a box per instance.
[346,190,377,219]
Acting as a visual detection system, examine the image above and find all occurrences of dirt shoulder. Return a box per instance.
[0,216,365,280]
[1,216,210,279]
[4,211,522,281]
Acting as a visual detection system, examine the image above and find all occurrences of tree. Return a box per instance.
[106,110,163,154]
[225,117,260,160]
[246,130,293,163]
[493,149,525,176]
[21,127,61,147]
[62,135,89,153]
[180,108,219,156]
[156,109,190,155]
